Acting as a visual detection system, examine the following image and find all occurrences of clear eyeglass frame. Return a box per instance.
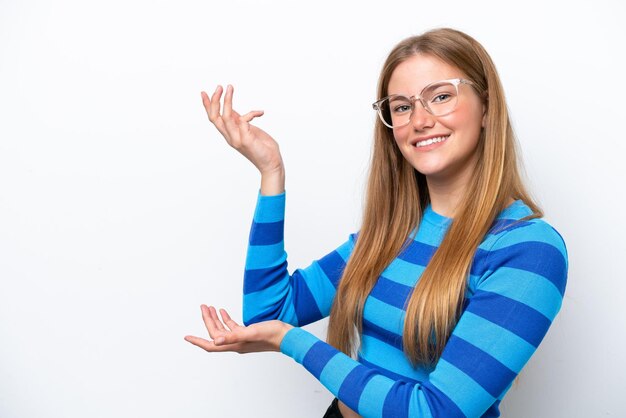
[372,78,475,129]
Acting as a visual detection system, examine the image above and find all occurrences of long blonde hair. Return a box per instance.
[327,28,542,365]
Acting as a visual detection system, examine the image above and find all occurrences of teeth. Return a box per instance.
[415,136,448,147]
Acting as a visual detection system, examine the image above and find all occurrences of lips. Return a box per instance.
[411,135,450,148]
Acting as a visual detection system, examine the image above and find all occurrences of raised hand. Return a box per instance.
[201,85,284,183]
[184,305,293,354]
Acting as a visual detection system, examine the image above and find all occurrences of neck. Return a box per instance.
[423,147,481,218]
[426,174,469,218]
[427,172,516,219]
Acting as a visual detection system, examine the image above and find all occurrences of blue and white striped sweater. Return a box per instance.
[243,192,567,418]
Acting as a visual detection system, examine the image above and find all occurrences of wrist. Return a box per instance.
[260,166,285,196]
[275,322,294,350]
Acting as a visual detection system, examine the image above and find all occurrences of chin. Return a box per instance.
[413,163,447,177]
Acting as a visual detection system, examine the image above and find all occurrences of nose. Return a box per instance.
[409,100,435,130]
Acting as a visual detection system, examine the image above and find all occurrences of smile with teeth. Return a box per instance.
[414,135,450,147]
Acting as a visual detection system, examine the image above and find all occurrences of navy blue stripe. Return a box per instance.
[362,318,404,351]
[382,380,415,418]
[338,365,377,412]
[397,240,437,266]
[291,270,323,325]
[420,380,466,418]
[317,250,347,288]
[369,276,413,310]
[243,262,288,294]
[483,400,501,418]
[302,341,338,380]
[442,335,516,398]
[245,307,283,325]
[359,357,419,384]
[248,220,284,245]
[487,219,533,235]
[472,241,567,295]
[466,290,552,347]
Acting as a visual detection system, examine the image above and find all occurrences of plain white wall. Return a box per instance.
[1,0,624,417]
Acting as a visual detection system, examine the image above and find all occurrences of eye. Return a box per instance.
[388,96,412,114]
[430,93,453,104]
[393,104,412,114]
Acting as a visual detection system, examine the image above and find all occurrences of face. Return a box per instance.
[387,54,486,185]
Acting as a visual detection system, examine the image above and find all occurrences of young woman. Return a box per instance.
[185,28,568,418]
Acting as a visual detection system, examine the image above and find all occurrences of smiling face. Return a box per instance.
[388,53,486,186]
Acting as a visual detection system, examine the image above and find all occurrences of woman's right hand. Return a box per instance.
[201,85,284,181]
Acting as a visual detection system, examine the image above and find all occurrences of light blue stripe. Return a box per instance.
[497,200,532,220]
[429,359,495,418]
[319,354,359,395]
[381,257,424,287]
[242,300,298,326]
[278,301,298,324]
[253,192,285,223]
[363,297,405,336]
[357,375,394,418]
[413,222,446,246]
[452,312,536,373]
[243,279,287,307]
[477,267,563,319]
[300,263,337,316]
[243,280,298,324]
[335,238,355,262]
[466,273,481,293]
[245,243,285,269]
[280,328,317,362]
[409,389,434,418]
[487,221,567,259]
[361,335,418,380]
[479,233,501,249]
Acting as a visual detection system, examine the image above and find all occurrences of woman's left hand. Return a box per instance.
[184,305,293,353]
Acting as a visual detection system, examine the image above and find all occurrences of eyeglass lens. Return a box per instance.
[379,81,459,128]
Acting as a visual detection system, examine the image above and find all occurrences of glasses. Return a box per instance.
[372,78,475,128]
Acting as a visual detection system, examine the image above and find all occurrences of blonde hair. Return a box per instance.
[327,28,542,365]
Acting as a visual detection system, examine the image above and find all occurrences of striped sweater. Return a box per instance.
[243,192,567,418]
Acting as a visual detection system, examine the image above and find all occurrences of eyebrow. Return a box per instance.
[387,94,411,100]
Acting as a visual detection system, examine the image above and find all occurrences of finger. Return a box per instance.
[208,306,227,333]
[221,85,243,145]
[200,304,222,339]
[240,110,264,124]
[184,335,236,352]
[207,85,224,123]
[200,90,211,111]
[219,309,241,331]
[213,328,268,351]
[212,329,245,346]
[184,335,214,350]
[222,84,234,119]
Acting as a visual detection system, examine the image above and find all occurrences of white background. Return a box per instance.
[1,0,625,417]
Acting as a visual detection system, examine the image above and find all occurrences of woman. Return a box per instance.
[185,28,568,417]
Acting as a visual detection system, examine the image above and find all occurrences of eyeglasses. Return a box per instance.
[372,78,475,129]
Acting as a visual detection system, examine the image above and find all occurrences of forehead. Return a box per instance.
[387,54,463,94]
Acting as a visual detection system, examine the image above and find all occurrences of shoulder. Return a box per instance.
[482,201,567,260]
[487,218,567,259]
[473,206,568,297]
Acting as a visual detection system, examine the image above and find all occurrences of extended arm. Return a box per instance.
[202,86,352,326]
[242,192,355,326]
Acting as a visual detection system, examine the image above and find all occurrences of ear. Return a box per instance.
[481,97,488,128]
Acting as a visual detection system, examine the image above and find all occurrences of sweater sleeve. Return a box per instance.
[242,192,355,327]
[280,221,568,418]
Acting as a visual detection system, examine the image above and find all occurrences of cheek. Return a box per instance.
[442,104,483,138]
[392,126,409,145]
